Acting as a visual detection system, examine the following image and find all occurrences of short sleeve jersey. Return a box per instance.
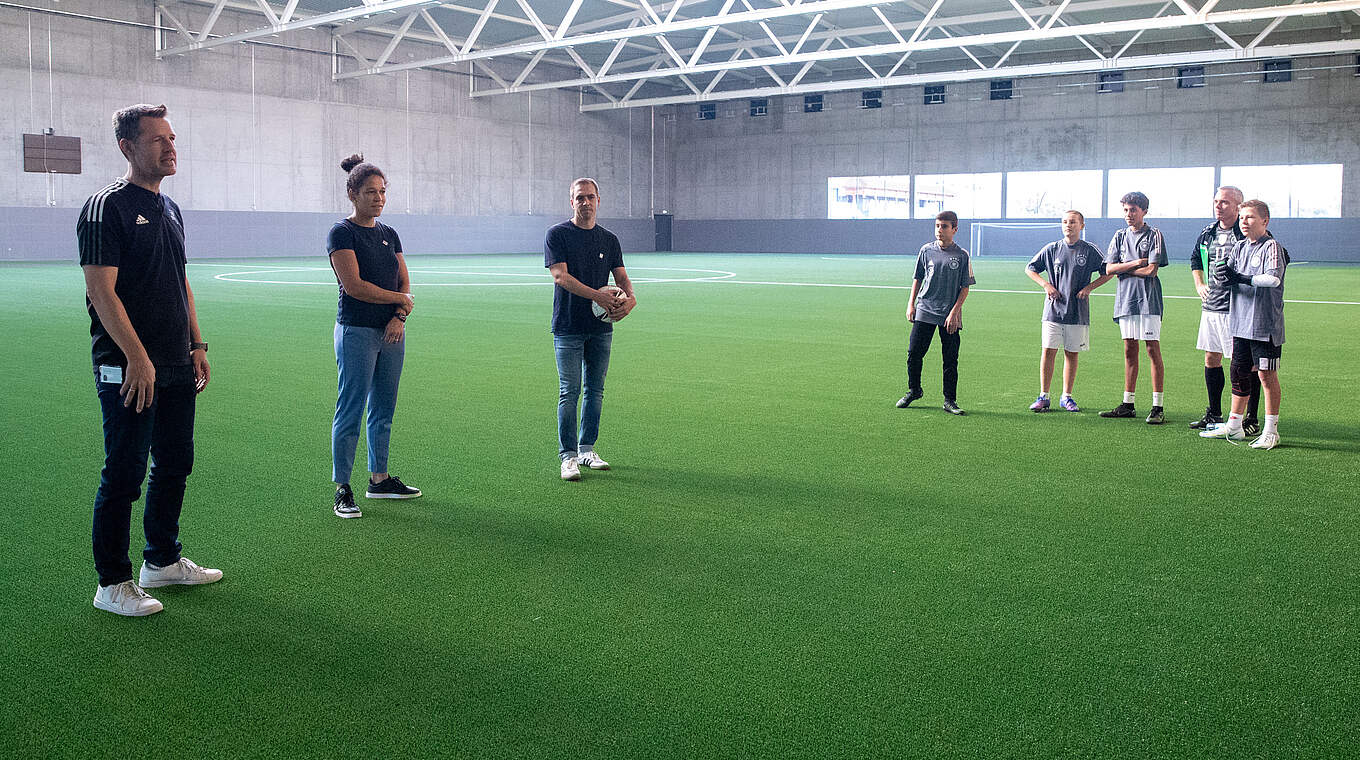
[77,179,191,369]
[1026,239,1106,325]
[912,242,976,326]
[1190,220,1243,314]
[1223,233,1288,345]
[327,219,403,328]
[1106,225,1169,320]
[545,220,625,335]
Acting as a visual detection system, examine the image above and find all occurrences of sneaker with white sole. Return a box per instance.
[93,580,163,617]
[1250,432,1280,450]
[1029,396,1050,412]
[578,451,610,470]
[1199,424,1245,441]
[561,457,581,481]
[334,484,362,518]
[139,557,223,588]
[365,475,422,499]
[1060,397,1081,412]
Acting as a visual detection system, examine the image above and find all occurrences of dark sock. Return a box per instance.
[1247,378,1261,419]
[1205,366,1225,416]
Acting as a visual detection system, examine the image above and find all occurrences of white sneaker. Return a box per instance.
[1199,424,1245,441]
[578,451,610,470]
[139,557,224,588]
[1250,432,1280,450]
[93,580,163,617]
[560,458,581,481]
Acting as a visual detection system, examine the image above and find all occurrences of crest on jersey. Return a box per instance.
[1136,235,1153,255]
[947,256,960,270]
[1076,254,1088,267]
[1250,255,1262,268]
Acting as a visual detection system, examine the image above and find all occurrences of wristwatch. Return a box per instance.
[190,341,208,352]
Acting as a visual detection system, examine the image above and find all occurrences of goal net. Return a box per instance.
[968,222,1085,258]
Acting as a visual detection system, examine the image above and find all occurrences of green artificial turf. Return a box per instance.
[2,254,1356,759]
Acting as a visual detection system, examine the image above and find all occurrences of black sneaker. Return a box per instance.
[1099,402,1136,418]
[333,484,362,519]
[366,475,422,500]
[895,389,924,408]
[1145,406,1165,425]
[942,400,966,416]
[1242,417,1262,437]
[1189,407,1223,430]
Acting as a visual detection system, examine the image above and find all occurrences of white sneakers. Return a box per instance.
[93,580,164,617]
[139,557,224,588]
[1199,424,1246,441]
[560,457,581,481]
[1250,432,1281,450]
[578,451,610,470]
[93,557,223,617]
[562,451,610,480]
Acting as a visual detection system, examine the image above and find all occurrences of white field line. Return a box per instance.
[192,263,1359,306]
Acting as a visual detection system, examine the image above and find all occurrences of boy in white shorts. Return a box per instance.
[1024,210,1106,412]
[1098,191,1169,424]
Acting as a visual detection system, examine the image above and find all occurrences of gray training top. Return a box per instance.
[1027,239,1106,326]
[1106,225,1168,320]
[912,241,976,326]
[1222,233,1288,345]
[1190,220,1243,314]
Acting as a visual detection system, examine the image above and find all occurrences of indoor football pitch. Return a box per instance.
[2,253,1356,758]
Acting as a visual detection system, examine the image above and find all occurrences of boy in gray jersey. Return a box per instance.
[896,211,975,415]
[1097,191,1170,424]
[1024,210,1106,412]
[1200,200,1287,449]
[1189,186,1261,433]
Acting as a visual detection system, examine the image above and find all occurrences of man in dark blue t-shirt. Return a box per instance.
[78,104,222,617]
[545,178,636,481]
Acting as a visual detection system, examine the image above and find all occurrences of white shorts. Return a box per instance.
[1041,321,1090,352]
[1118,314,1162,341]
[1196,310,1233,356]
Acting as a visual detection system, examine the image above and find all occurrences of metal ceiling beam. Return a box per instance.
[461,0,1360,98]
[580,37,1360,109]
[156,0,444,56]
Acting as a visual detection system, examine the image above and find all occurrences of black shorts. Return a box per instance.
[1231,336,1281,372]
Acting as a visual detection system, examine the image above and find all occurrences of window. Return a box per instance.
[861,90,882,109]
[827,176,912,219]
[913,173,1002,218]
[1177,66,1205,89]
[1263,59,1292,83]
[1098,71,1125,94]
[1006,170,1104,219]
[804,94,823,113]
[924,84,946,105]
[1106,167,1214,218]
[749,98,768,117]
[989,80,1013,100]
[1220,164,1342,217]
[697,103,715,121]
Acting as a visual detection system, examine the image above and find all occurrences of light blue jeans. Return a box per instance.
[332,323,405,485]
[554,332,612,460]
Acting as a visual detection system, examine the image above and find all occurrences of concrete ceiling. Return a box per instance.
[155,0,1360,109]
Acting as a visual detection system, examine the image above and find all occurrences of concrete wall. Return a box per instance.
[0,205,654,261]
[672,217,1360,263]
[0,1,655,223]
[663,58,1360,221]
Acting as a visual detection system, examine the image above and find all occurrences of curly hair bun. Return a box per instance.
[340,153,365,173]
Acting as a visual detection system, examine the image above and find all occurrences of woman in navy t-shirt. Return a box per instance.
[326,153,422,518]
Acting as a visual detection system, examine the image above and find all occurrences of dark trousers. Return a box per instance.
[92,366,196,586]
[907,320,961,402]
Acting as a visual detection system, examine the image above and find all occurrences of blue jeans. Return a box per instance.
[332,323,405,485]
[92,365,196,587]
[554,332,612,460]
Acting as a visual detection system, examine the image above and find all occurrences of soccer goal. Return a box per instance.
[969,222,1085,257]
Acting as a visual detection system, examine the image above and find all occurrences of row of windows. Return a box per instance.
[827,165,1343,220]
[699,55,1358,119]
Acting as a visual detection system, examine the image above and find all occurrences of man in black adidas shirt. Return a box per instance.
[77,104,221,617]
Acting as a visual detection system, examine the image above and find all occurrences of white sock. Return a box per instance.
[1061,392,1072,401]
[1263,414,1279,436]
[1152,392,1164,407]
[1226,412,1244,433]
[1123,391,1136,404]
[1038,391,1049,399]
